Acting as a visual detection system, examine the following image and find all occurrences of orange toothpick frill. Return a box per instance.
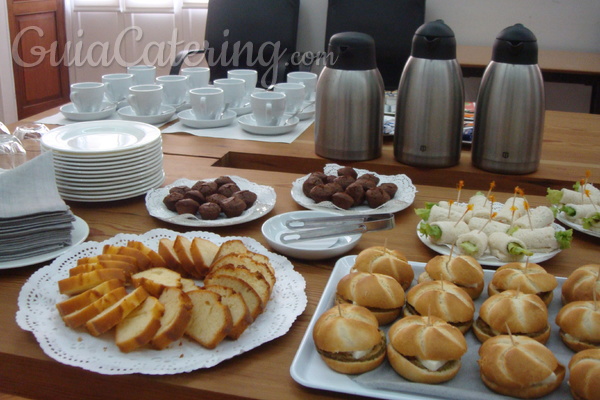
[510,205,518,226]
[456,180,465,203]
[484,181,496,206]
[447,200,455,218]
[454,204,473,227]
[523,200,534,229]
[478,211,498,233]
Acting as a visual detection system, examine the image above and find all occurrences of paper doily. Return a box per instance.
[291,163,416,215]
[16,229,307,375]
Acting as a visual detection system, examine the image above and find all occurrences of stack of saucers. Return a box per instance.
[40,120,164,202]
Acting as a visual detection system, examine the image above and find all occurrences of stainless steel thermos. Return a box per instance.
[394,20,464,168]
[314,32,384,161]
[471,24,545,174]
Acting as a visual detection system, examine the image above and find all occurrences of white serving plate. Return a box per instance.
[237,114,299,135]
[145,177,276,227]
[58,172,165,202]
[291,163,417,215]
[556,212,600,238]
[42,120,161,154]
[0,216,89,269]
[290,255,573,400]
[16,229,307,375]
[44,137,162,162]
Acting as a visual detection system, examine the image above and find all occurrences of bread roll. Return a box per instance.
[568,348,600,400]
[555,300,600,352]
[478,335,564,398]
[387,315,467,383]
[488,262,558,305]
[474,289,550,344]
[404,280,475,333]
[312,303,386,374]
[352,246,414,290]
[561,264,600,304]
[418,255,484,299]
[335,271,405,325]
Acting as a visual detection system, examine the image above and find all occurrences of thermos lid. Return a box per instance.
[492,23,538,65]
[411,20,456,60]
[326,32,377,71]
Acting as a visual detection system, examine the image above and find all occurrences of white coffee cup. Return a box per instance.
[287,71,318,101]
[227,69,258,101]
[70,82,106,112]
[127,65,156,85]
[213,78,246,108]
[156,75,188,106]
[181,67,210,89]
[189,87,225,120]
[274,82,305,114]
[251,91,286,126]
[102,73,134,104]
[128,84,163,116]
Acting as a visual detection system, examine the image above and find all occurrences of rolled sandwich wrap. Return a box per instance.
[561,203,598,223]
[513,206,555,229]
[468,217,510,236]
[495,197,526,223]
[511,226,560,253]
[428,204,472,223]
[549,188,600,206]
[488,232,532,262]
[456,231,488,259]
[420,221,470,246]
[582,212,600,231]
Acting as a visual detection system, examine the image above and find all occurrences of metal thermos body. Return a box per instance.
[315,68,384,160]
[471,62,545,174]
[314,32,384,161]
[472,23,545,174]
[394,57,464,167]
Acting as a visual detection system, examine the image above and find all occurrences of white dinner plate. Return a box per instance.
[117,105,176,125]
[42,120,161,154]
[47,140,162,165]
[16,229,307,375]
[237,114,299,135]
[290,255,573,400]
[60,102,117,121]
[55,163,164,189]
[556,212,600,238]
[0,216,89,269]
[145,177,276,227]
[58,171,165,202]
[416,221,566,267]
[52,150,163,175]
[178,109,237,129]
[291,163,417,215]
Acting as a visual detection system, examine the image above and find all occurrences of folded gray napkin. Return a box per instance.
[0,152,74,262]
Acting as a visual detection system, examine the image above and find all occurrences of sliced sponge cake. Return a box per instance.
[185,289,232,349]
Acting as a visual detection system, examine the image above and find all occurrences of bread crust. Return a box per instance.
[555,300,600,352]
[421,255,484,299]
[561,264,600,304]
[568,349,600,400]
[85,286,149,336]
[115,296,165,353]
[488,262,558,305]
[151,287,193,350]
[352,246,414,290]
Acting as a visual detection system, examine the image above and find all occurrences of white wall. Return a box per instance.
[0,0,18,124]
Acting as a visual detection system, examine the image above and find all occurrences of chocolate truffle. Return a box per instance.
[379,182,398,198]
[337,166,358,180]
[334,175,355,190]
[220,196,247,218]
[309,184,335,203]
[196,181,218,197]
[309,171,328,181]
[163,192,184,211]
[169,185,190,195]
[198,202,221,220]
[191,180,206,191]
[345,182,366,206]
[215,176,235,187]
[302,175,323,197]
[325,175,337,184]
[233,190,257,208]
[331,192,355,210]
[218,182,241,197]
[358,173,380,185]
[366,187,391,208]
[175,198,200,215]
[354,178,378,191]
[206,193,227,206]
[183,189,205,204]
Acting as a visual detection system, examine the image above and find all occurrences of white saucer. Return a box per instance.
[296,101,315,120]
[177,109,237,129]
[118,105,176,125]
[60,103,117,121]
[230,103,252,116]
[237,114,299,135]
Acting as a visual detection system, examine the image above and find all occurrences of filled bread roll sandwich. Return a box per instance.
[478,335,565,398]
[418,254,485,299]
[568,348,600,400]
[336,271,405,325]
[488,261,558,305]
[404,280,475,334]
[352,246,414,291]
[387,315,467,383]
[561,264,600,304]
[555,300,600,352]
[474,289,550,344]
[312,303,386,374]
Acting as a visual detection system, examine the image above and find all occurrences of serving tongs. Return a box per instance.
[280,213,395,244]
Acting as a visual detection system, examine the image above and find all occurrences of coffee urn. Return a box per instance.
[471,23,545,174]
[314,32,384,161]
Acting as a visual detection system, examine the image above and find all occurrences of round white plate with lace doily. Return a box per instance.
[16,229,307,375]
[145,177,276,227]
[291,163,416,215]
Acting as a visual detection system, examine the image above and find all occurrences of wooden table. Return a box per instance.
[457,45,600,114]
[1,109,599,400]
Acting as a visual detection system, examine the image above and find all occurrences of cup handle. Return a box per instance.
[127,94,138,111]
[266,103,273,124]
[70,92,79,105]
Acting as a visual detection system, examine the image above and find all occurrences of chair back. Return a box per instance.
[204,0,300,87]
[325,0,425,90]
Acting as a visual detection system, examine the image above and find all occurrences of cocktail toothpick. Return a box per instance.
[453,204,473,227]
[456,180,464,203]
[483,181,496,207]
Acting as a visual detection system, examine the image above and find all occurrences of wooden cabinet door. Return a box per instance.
[7,0,70,119]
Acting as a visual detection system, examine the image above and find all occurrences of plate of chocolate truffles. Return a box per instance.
[145,176,276,227]
[291,164,416,215]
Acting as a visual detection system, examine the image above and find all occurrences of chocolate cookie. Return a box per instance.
[218,182,241,197]
[198,202,221,220]
[345,182,366,206]
[379,182,398,198]
[337,166,358,180]
[333,175,356,190]
[183,189,205,204]
[196,181,218,197]
[309,184,335,203]
[358,173,380,185]
[233,190,257,208]
[163,192,184,211]
[365,187,391,208]
[175,198,200,215]
[302,175,323,197]
[214,176,235,187]
[331,192,355,210]
[220,196,247,218]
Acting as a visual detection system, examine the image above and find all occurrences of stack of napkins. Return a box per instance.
[0,152,75,262]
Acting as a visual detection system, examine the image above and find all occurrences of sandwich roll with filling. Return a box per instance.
[352,246,414,290]
[387,315,467,384]
[568,348,600,400]
[418,254,484,299]
[488,261,558,305]
[555,300,600,352]
[561,264,600,304]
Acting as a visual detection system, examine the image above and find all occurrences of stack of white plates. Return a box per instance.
[41,120,165,202]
